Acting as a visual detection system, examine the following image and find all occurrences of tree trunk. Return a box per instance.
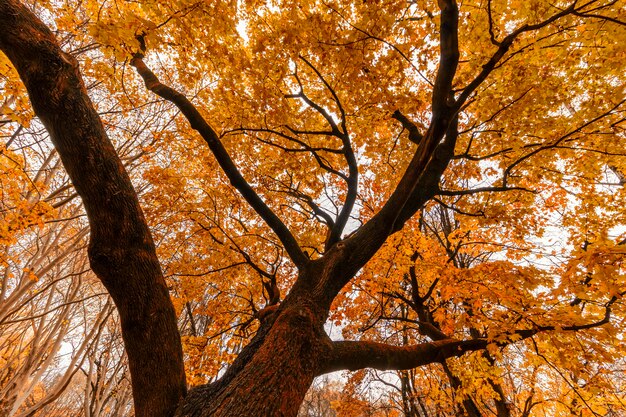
[0,2,186,416]
[176,298,332,417]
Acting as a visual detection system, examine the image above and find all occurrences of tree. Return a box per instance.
[0,0,625,416]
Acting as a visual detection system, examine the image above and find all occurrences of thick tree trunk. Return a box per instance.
[176,297,332,417]
[0,2,186,416]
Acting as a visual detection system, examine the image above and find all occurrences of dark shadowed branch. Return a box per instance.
[329,0,461,289]
[320,338,489,374]
[289,56,359,250]
[131,48,308,269]
[322,303,615,375]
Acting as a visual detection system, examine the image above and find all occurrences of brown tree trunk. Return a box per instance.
[0,2,186,416]
[176,293,332,417]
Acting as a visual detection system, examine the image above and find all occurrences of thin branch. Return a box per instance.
[486,0,500,46]
[322,0,433,86]
[298,55,348,136]
[294,56,359,249]
[503,98,626,186]
[0,293,107,325]
[455,2,579,110]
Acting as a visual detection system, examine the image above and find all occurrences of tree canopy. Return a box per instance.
[0,0,625,416]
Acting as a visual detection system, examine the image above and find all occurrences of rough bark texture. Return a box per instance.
[176,297,332,417]
[0,2,186,416]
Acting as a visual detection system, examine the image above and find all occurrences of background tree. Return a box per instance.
[0,0,625,416]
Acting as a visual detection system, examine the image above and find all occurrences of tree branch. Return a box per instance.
[437,186,535,196]
[314,0,461,301]
[503,98,626,186]
[455,2,579,110]
[392,110,423,145]
[291,56,358,249]
[131,49,308,269]
[320,338,488,375]
[322,300,615,375]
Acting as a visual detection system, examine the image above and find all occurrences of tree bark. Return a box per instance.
[0,2,186,416]
[176,298,332,417]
